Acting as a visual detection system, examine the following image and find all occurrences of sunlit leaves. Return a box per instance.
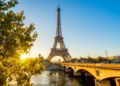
[0,56,44,86]
[16,57,44,86]
[0,1,37,58]
[0,0,44,86]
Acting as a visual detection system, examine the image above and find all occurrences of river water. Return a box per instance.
[31,70,90,86]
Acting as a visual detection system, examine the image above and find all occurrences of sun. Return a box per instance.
[20,54,29,60]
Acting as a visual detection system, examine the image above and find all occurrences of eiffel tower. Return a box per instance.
[47,7,71,62]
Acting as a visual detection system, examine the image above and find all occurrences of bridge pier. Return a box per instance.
[116,78,120,86]
[95,79,111,86]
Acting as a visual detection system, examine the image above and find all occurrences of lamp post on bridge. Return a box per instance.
[105,50,109,63]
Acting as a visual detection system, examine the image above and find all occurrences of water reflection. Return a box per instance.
[31,70,87,86]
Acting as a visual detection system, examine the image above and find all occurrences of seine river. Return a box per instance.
[31,70,92,86]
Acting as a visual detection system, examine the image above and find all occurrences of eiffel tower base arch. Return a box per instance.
[48,48,71,62]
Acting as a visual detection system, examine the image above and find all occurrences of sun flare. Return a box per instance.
[20,54,29,60]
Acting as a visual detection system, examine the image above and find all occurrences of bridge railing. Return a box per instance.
[61,63,120,70]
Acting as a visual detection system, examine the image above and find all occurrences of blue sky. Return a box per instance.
[12,0,120,58]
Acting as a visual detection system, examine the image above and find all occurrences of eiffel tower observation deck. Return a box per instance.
[47,7,71,62]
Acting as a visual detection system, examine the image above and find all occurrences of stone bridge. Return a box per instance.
[61,63,120,86]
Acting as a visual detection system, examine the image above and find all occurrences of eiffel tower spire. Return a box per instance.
[47,7,71,62]
[56,7,62,37]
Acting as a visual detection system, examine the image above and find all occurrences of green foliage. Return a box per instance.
[0,61,7,85]
[0,0,37,58]
[0,0,44,86]
[16,57,44,86]
[2,57,44,86]
[0,0,18,11]
[71,56,111,63]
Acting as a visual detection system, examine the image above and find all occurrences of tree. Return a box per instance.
[87,56,95,63]
[0,0,37,58]
[0,0,44,86]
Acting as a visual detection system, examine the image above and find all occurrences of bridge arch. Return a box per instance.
[101,76,120,81]
[67,67,74,72]
[76,69,95,86]
[101,76,120,86]
[76,69,96,79]
[100,77,118,86]
[102,77,120,81]
[66,67,74,76]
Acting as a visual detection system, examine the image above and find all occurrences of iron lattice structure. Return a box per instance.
[47,7,71,62]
